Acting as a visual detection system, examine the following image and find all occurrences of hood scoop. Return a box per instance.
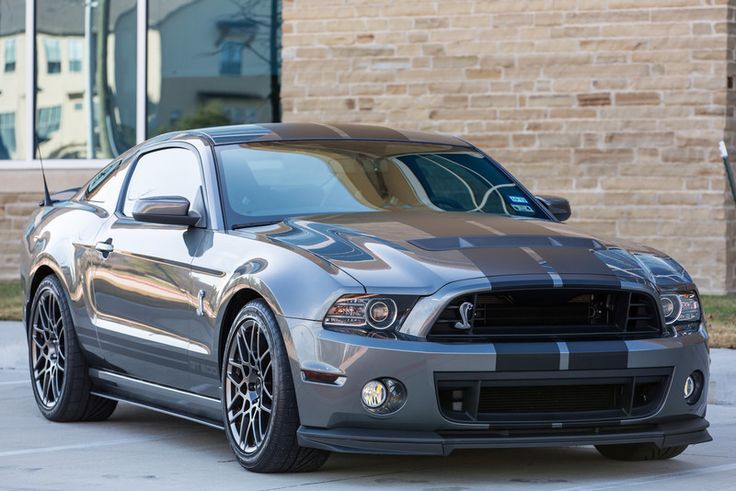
[408,235,604,252]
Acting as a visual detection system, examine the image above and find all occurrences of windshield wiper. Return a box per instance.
[231,219,284,230]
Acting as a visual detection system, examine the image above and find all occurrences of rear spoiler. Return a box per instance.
[38,187,81,206]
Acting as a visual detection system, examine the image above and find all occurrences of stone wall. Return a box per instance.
[0,169,96,280]
[281,0,735,293]
[0,0,734,292]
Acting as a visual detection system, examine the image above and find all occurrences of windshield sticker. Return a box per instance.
[508,195,529,204]
[511,204,535,213]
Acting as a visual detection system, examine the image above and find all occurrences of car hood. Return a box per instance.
[262,211,693,295]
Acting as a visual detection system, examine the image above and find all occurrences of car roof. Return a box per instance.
[164,123,473,148]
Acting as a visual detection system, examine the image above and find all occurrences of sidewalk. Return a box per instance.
[2,320,735,405]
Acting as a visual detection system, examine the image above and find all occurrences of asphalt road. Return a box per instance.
[1,321,735,490]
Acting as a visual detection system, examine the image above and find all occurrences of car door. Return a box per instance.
[89,144,208,389]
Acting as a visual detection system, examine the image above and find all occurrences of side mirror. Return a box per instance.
[536,195,572,222]
[132,196,201,226]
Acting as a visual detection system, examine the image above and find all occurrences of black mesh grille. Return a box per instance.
[436,369,670,423]
[477,384,621,413]
[429,289,661,342]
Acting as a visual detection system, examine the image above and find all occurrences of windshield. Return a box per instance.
[215,140,547,226]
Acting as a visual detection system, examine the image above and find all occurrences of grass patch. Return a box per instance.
[0,279,734,348]
[703,294,736,349]
[0,280,23,321]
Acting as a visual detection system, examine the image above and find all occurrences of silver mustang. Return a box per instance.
[21,123,710,473]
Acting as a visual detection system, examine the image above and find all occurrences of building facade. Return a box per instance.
[1,0,735,293]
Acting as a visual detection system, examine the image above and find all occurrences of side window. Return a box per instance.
[84,159,127,212]
[122,148,203,217]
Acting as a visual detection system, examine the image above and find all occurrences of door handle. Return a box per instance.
[95,240,114,256]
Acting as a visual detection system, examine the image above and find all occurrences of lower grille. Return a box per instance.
[429,289,662,342]
[477,384,619,413]
[436,368,670,423]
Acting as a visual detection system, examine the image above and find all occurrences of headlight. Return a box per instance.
[660,292,701,336]
[323,294,416,332]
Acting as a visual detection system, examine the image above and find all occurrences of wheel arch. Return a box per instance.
[25,261,65,331]
[217,287,270,376]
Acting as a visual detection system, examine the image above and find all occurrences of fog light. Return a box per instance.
[684,370,704,405]
[684,376,695,399]
[361,378,407,414]
[361,380,387,408]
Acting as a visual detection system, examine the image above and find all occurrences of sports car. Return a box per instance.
[21,123,710,472]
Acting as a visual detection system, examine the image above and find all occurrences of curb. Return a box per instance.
[709,348,736,406]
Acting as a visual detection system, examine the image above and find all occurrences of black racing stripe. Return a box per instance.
[395,128,470,147]
[553,274,622,289]
[331,123,410,141]
[567,341,628,370]
[262,122,343,140]
[409,235,601,252]
[530,247,616,276]
[495,342,560,371]
[460,247,547,277]
[486,274,555,290]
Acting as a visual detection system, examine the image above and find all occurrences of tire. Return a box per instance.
[28,275,117,422]
[221,299,329,473]
[595,443,688,461]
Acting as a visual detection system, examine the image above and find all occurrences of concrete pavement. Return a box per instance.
[1,320,735,490]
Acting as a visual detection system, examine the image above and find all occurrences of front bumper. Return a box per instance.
[297,417,711,455]
[280,316,711,454]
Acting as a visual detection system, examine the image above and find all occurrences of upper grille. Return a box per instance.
[428,289,661,342]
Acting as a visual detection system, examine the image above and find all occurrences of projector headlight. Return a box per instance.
[660,292,701,336]
[323,294,417,332]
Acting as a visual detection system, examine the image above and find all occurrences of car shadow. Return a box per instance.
[104,403,704,487]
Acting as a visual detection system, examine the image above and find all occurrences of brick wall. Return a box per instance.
[0,170,96,280]
[282,0,735,293]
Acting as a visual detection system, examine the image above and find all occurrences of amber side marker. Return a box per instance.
[302,370,342,384]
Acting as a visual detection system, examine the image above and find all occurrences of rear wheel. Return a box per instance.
[222,299,329,473]
[28,275,117,422]
[595,443,688,461]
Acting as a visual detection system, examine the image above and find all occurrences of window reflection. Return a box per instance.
[35,0,136,159]
[147,0,281,136]
[0,0,25,160]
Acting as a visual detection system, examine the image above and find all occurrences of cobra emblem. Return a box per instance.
[454,301,474,330]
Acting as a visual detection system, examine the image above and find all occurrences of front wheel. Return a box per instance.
[595,443,688,461]
[221,299,329,473]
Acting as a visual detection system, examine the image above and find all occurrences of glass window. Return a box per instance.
[68,39,82,72]
[215,141,547,226]
[84,158,130,212]
[147,0,281,136]
[36,106,61,139]
[123,148,203,217]
[0,0,24,160]
[43,39,61,74]
[35,0,137,159]
[0,112,16,155]
[219,41,242,75]
[4,38,16,72]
